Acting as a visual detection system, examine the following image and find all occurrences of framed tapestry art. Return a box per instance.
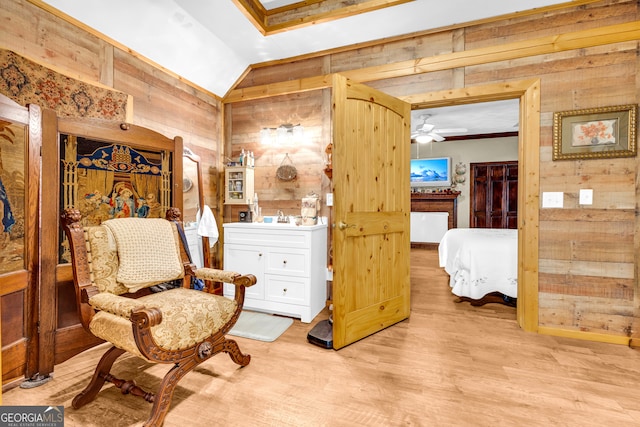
[552,104,637,160]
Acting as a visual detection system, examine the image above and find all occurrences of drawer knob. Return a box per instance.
[283,260,287,264]
[283,288,287,293]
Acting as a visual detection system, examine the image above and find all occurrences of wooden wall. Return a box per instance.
[226,0,640,343]
[2,0,639,344]
[1,0,224,209]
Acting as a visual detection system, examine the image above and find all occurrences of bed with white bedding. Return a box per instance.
[438,228,517,305]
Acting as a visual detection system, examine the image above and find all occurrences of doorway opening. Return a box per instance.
[400,79,541,332]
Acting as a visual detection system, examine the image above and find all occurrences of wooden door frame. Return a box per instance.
[400,79,540,332]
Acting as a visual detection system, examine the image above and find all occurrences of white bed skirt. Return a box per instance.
[438,228,518,299]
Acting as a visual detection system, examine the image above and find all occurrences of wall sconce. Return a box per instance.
[261,123,304,145]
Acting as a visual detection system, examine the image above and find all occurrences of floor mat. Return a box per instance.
[228,311,293,342]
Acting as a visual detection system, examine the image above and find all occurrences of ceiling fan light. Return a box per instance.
[415,135,433,144]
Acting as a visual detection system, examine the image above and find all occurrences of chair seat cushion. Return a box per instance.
[89,288,238,359]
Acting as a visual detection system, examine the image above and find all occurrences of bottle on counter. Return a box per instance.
[239,149,245,166]
[253,193,259,221]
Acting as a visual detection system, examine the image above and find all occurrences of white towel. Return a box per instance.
[197,204,219,247]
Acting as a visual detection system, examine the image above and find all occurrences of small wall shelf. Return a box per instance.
[225,166,254,205]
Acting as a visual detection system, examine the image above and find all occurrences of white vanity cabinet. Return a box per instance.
[183,223,203,268]
[223,222,328,323]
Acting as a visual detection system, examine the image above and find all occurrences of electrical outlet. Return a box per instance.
[579,189,593,205]
[326,193,333,206]
[542,192,563,208]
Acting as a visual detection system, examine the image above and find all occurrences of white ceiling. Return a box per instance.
[412,99,520,138]
[42,0,566,98]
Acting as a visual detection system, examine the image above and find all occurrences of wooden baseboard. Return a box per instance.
[538,326,631,346]
[411,242,438,249]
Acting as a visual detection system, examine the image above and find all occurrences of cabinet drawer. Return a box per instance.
[266,249,308,276]
[265,275,307,305]
[224,227,311,248]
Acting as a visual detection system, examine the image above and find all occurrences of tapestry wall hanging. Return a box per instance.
[0,49,129,121]
[0,119,26,275]
[58,134,172,262]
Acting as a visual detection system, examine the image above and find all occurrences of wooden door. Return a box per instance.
[470,161,518,229]
[0,95,49,385]
[331,74,411,350]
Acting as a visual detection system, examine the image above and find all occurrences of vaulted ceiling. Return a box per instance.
[40,0,569,98]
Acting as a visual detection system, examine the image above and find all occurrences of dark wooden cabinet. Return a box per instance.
[470,161,518,229]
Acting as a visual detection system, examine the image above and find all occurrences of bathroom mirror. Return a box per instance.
[183,147,210,267]
[182,147,202,225]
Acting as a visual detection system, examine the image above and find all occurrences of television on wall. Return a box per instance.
[410,157,452,187]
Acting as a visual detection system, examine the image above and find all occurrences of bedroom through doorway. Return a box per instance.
[402,78,542,332]
[410,99,520,317]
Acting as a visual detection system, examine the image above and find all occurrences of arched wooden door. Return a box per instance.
[331,74,411,349]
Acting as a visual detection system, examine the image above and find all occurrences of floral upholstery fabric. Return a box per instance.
[89,288,238,359]
[102,218,184,292]
[84,225,129,295]
[195,268,240,283]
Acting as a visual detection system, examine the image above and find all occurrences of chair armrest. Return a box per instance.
[194,268,257,287]
[89,293,157,319]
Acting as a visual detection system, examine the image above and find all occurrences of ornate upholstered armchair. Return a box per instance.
[61,207,256,427]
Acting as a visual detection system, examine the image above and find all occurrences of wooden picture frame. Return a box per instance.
[552,104,637,160]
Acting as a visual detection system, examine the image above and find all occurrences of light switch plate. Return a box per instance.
[542,192,563,208]
[326,193,333,207]
[579,189,593,205]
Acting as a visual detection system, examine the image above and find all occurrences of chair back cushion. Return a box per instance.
[100,217,184,293]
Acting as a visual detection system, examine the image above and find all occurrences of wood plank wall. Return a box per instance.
[226,0,640,342]
[2,0,639,343]
[1,0,223,210]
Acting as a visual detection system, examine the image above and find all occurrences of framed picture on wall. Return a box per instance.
[552,104,638,160]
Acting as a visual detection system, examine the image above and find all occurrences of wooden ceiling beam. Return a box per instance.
[232,0,413,35]
[223,21,640,103]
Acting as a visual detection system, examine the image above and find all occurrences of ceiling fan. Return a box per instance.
[410,114,467,143]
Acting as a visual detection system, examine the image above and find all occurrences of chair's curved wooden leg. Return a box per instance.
[143,361,193,427]
[223,338,251,367]
[73,346,126,409]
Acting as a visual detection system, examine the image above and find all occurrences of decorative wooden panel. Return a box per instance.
[470,161,518,229]
[0,94,46,386]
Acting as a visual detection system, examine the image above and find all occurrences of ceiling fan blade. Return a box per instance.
[418,123,435,132]
[429,132,446,142]
[434,128,468,134]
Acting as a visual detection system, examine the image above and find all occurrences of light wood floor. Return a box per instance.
[4,248,640,426]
